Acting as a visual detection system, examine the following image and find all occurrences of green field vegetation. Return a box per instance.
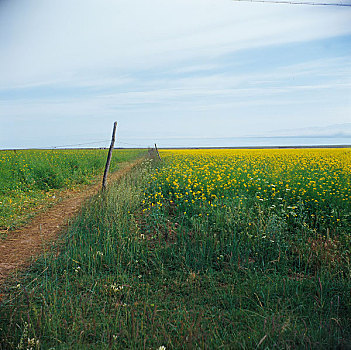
[0,149,350,349]
[0,149,143,232]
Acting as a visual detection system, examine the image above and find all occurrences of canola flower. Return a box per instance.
[144,148,351,233]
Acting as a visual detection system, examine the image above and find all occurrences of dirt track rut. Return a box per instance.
[0,158,143,284]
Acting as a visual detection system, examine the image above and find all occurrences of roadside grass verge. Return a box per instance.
[0,157,350,349]
[0,149,143,232]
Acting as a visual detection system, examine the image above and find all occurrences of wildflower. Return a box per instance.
[110,284,124,293]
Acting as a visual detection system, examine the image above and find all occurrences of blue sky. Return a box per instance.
[0,0,350,148]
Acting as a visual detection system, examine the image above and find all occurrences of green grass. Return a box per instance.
[0,148,144,231]
[1,157,350,349]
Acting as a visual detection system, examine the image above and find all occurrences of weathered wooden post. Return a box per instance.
[154,143,161,161]
[102,122,117,191]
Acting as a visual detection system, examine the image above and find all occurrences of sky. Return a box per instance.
[0,0,351,148]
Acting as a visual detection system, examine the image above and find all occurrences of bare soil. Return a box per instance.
[0,158,143,284]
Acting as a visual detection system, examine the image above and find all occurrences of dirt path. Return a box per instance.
[0,158,144,284]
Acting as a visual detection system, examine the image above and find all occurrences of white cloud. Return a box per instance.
[1,54,350,112]
[1,0,351,89]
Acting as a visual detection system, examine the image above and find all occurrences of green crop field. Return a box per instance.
[0,148,143,232]
[0,148,350,349]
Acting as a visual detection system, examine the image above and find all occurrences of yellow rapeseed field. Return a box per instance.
[145,148,350,232]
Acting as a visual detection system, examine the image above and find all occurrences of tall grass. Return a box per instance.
[0,149,143,230]
[1,156,350,349]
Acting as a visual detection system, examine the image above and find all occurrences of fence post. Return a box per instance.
[154,143,161,161]
[102,122,117,191]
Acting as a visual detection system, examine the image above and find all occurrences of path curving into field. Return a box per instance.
[0,158,144,284]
